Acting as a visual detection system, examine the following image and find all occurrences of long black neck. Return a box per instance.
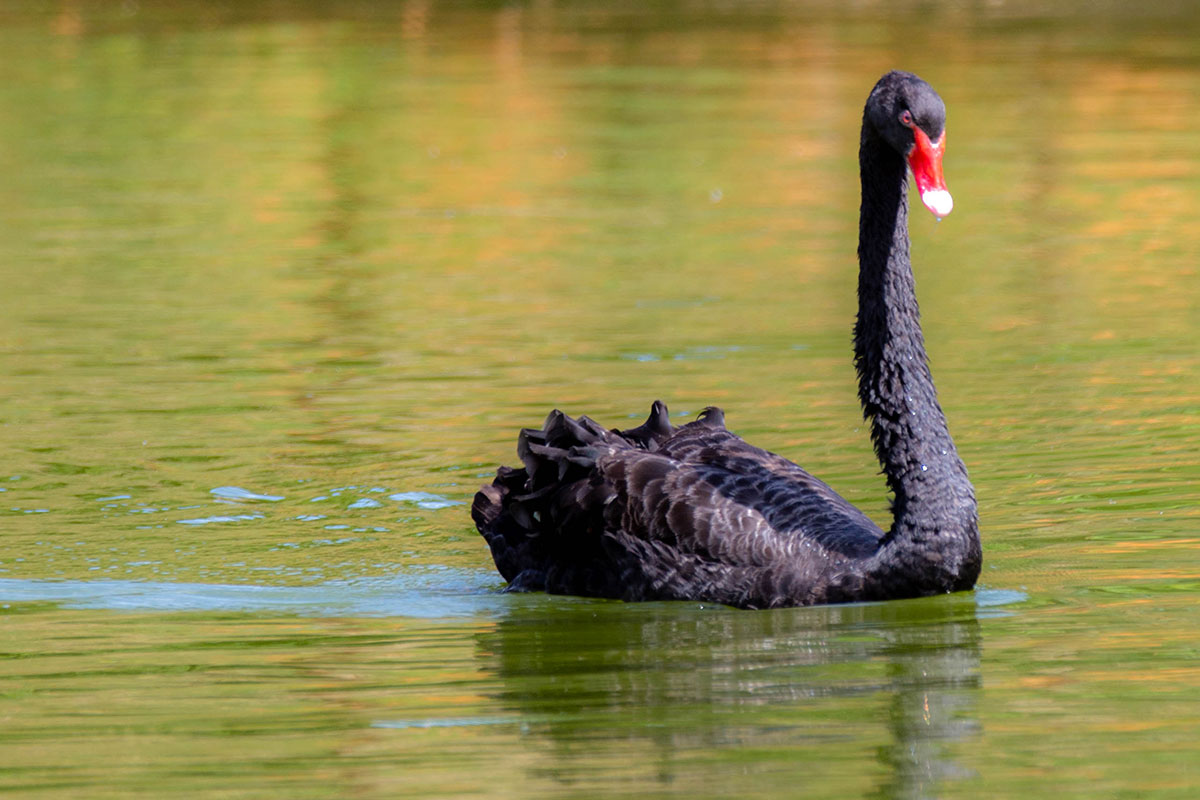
[854,125,978,584]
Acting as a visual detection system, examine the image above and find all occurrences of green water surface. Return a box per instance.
[1,2,1198,798]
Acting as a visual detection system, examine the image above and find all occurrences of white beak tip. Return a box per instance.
[920,189,954,219]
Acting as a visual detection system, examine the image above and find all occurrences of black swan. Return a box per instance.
[473,71,980,608]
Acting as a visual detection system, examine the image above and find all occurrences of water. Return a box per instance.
[1,2,1199,797]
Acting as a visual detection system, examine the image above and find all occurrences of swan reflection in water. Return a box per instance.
[476,594,983,799]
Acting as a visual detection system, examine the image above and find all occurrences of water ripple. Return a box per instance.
[0,571,504,618]
[389,491,464,510]
[210,486,286,502]
[177,513,265,526]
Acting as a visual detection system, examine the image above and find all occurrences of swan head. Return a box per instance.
[866,71,952,219]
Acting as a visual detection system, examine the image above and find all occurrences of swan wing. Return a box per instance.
[473,404,885,605]
[600,420,884,568]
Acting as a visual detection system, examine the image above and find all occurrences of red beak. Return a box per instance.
[907,127,952,219]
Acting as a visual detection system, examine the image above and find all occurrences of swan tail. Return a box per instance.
[614,399,675,447]
[473,401,672,593]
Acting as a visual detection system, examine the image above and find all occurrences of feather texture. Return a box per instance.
[473,71,981,608]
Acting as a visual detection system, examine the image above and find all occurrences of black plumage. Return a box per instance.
[473,72,981,608]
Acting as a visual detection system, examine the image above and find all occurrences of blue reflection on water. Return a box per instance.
[210,486,286,502]
[388,491,464,510]
[0,574,1023,620]
[0,570,505,618]
[372,717,519,730]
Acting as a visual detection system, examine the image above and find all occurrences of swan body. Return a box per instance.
[473,71,980,608]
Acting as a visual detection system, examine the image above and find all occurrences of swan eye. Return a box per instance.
[899,109,914,128]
